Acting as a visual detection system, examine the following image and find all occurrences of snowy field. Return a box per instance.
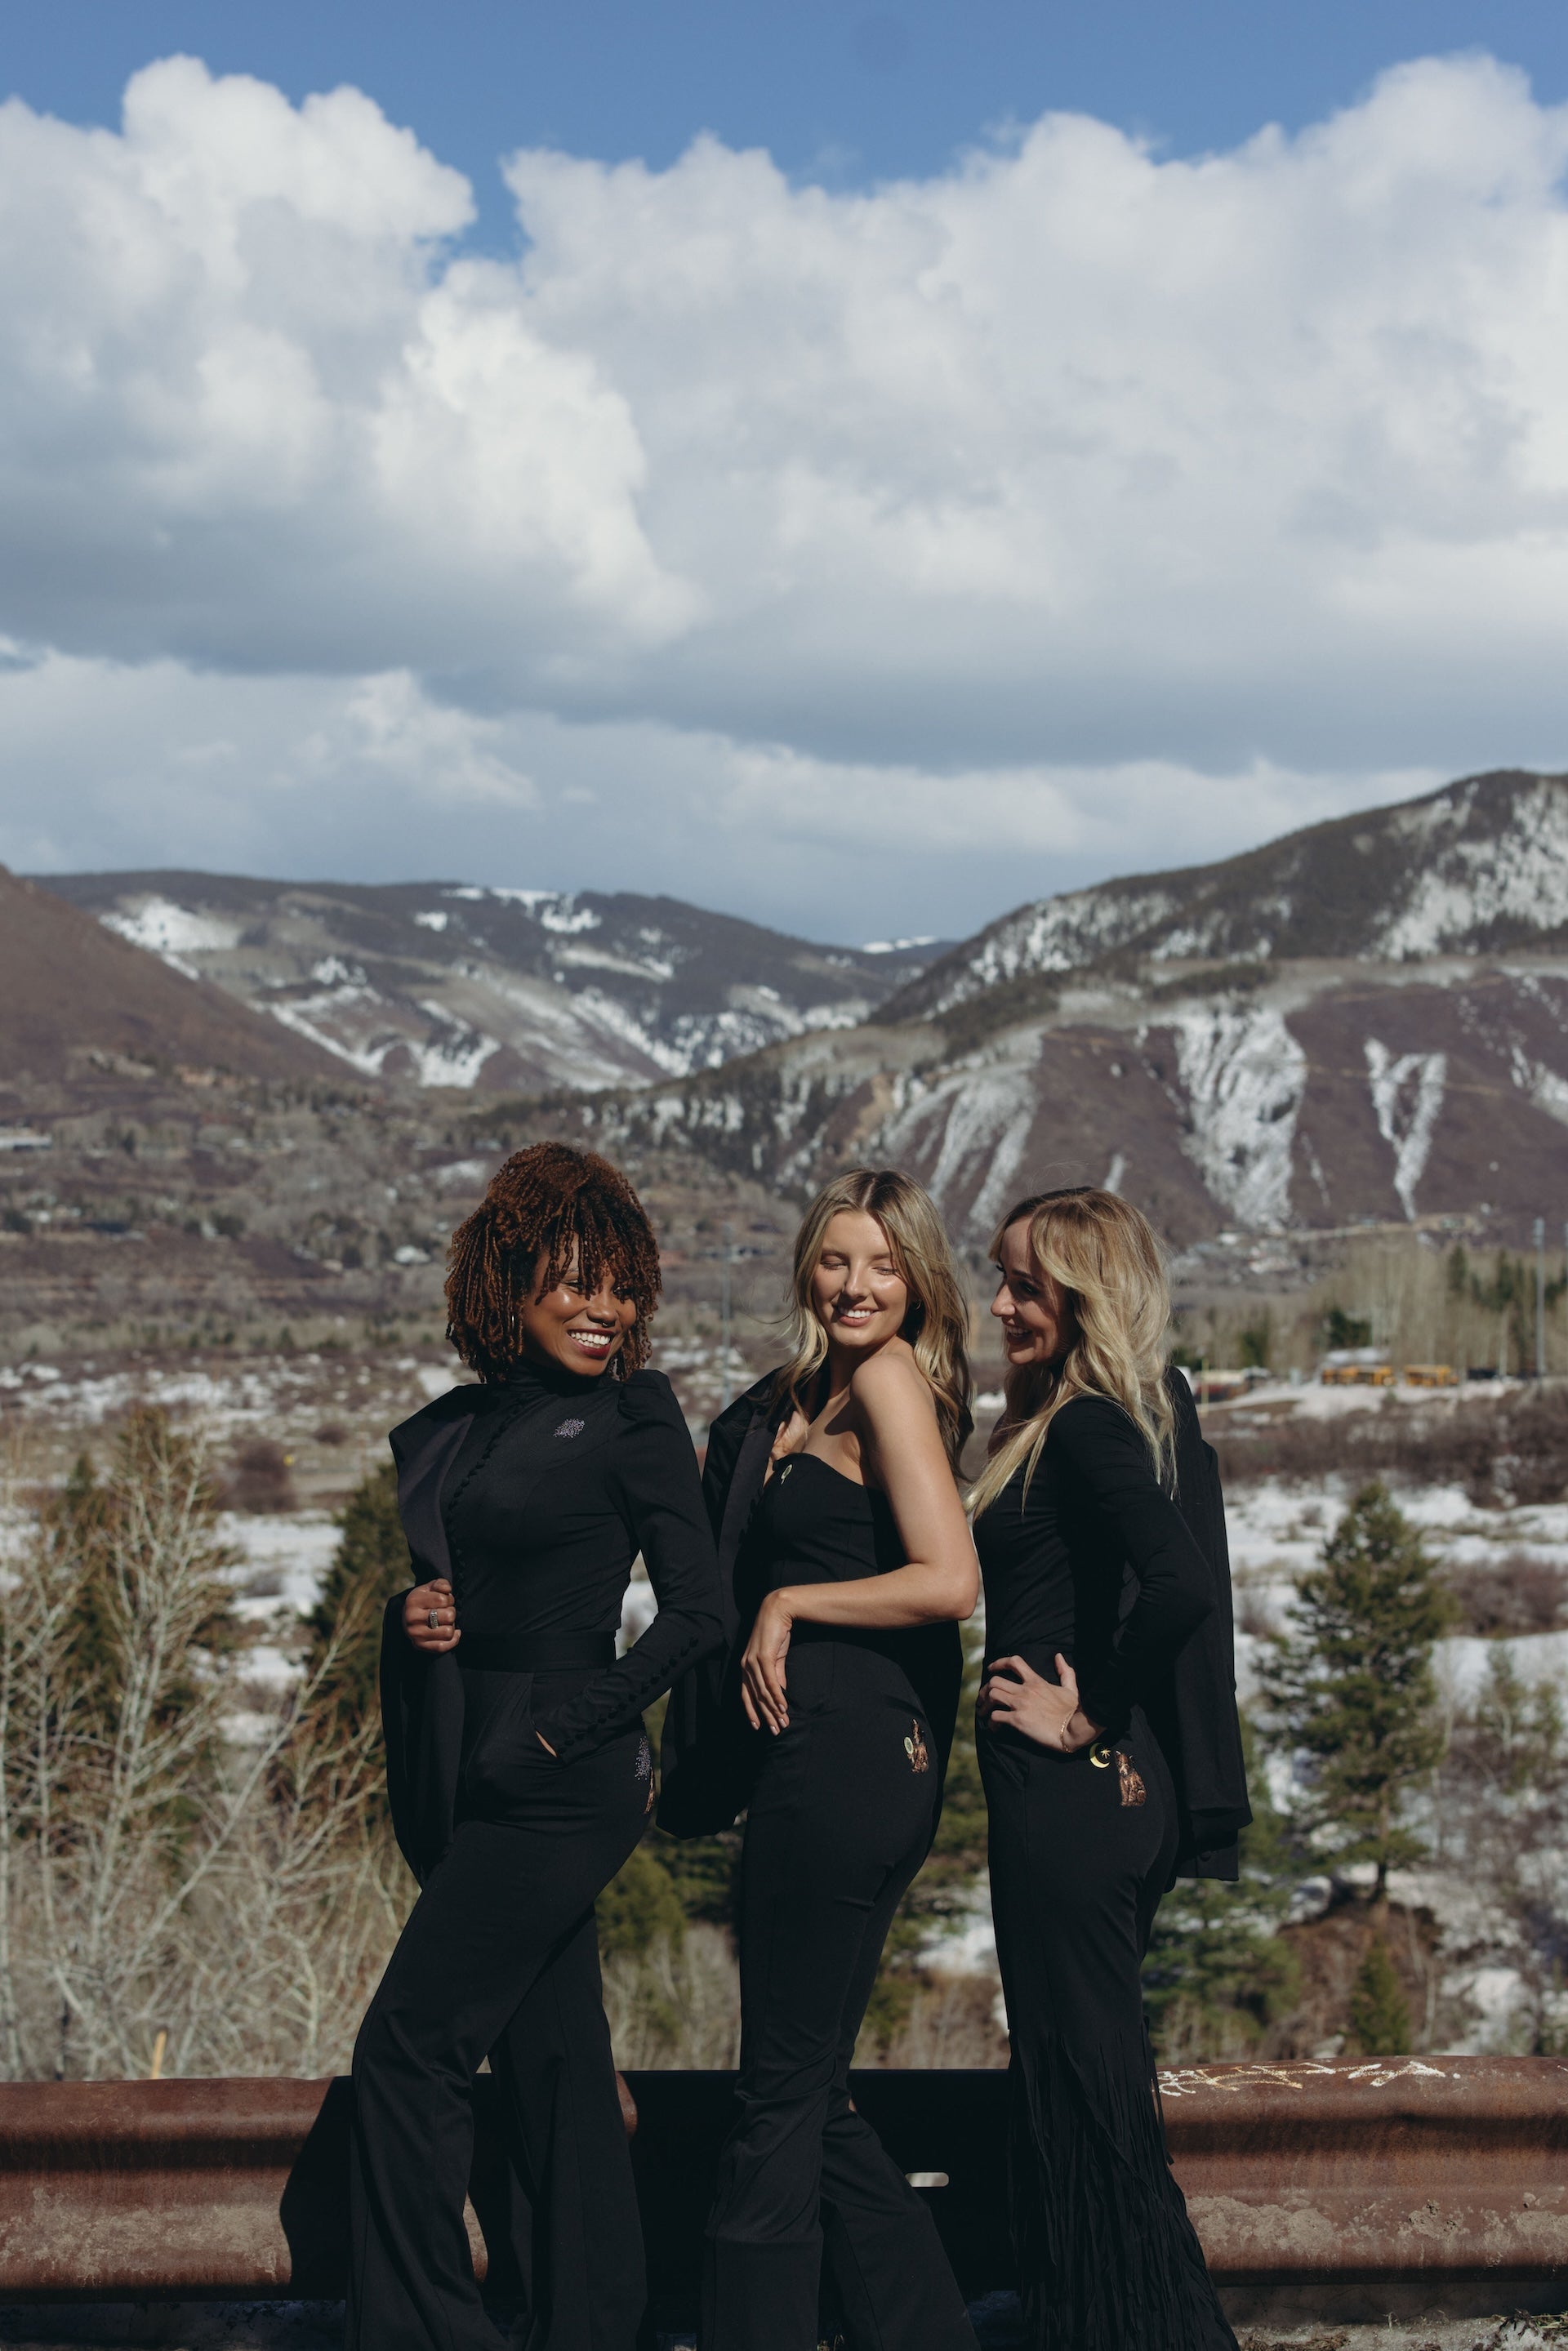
[1226,1474,1568,1706]
[0,1351,454,1436]
[1223,1449,1568,2056]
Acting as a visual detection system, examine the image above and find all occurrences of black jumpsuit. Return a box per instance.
[972,1395,1237,2351]
[350,1363,724,2351]
[702,1454,976,2351]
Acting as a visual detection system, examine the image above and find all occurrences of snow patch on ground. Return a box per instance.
[920,1876,999,1976]
[1224,1470,1568,1705]
[219,1512,342,1620]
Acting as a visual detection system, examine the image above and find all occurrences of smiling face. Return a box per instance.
[515,1249,638,1378]
[808,1209,911,1360]
[991,1218,1077,1369]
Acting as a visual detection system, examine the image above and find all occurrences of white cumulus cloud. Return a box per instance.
[1,51,1566,933]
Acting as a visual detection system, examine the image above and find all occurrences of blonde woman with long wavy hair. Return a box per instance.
[662,1169,980,2351]
[971,1186,1243,2351]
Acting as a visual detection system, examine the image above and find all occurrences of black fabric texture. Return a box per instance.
[381,1390,475,1882]
[702,1630,973,2351]
[658,1370,786,1837]
[439,1362,724,1762]
[973,1391,1215,1735]
[362,1363,722,2349]
[349,1713,653,2351]
[980,1708,1238,2351]
[1147,1372,1252,1875]
[972,1375,1249,1878]
[755,1452,962,1771]
[379,1365,723,1881]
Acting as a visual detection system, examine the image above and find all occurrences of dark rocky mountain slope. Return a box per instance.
[0,868,341,1093]
[35,873,942,1095]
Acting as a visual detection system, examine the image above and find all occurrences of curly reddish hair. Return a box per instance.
[445,1142,662,1382]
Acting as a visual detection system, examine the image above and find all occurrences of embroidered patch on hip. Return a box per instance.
[903,1719,929,1774]
[555,1418,586,1439]
[1116,1749,1147,1807]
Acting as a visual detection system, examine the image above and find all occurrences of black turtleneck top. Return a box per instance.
[427,1362,724,1765]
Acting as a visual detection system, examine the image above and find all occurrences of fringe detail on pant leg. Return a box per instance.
[1007,2031,1238,2351]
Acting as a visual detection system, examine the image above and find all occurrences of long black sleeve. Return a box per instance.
[532,1374,725,1764]
[1049,1395,1215,1736]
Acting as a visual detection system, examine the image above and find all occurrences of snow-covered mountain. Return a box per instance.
[32,771,1568,1245]
[554,955,1568,1247]
[538,771,1568,1247]
[35,874,944,1095]
[881,770,1568,1027]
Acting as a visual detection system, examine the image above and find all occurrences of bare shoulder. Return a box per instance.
[849,1340,938,1420]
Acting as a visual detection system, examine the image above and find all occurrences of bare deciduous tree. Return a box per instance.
[0,1414,410,2080]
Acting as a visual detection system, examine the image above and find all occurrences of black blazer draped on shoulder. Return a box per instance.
[657,1370,784,1837]
[1149,1367,1251,1880]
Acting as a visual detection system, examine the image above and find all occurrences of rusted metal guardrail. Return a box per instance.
[0,2059,1562,2303]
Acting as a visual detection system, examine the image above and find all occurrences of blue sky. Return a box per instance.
[0,8,1566,942]
[11,1,1568,239]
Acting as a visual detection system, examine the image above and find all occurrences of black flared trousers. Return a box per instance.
[350,1668,651,2351]
[702,1640,976,2351]
[981,1703,1237,2351]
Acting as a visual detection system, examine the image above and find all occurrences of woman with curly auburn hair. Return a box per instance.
[662,1169,980,2351]
[972,1187,1247,2351]
[348,1142,723,2351]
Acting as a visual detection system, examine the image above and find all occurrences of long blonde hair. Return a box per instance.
[775,1169,973,1471]
[969,1186,1175,1518]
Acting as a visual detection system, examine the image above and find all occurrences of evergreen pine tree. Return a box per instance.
[1348,1937,1410,2055]
[304,1460,412,1743]
[1258,1482,1453,1898]
[1143,1715,1303,2060]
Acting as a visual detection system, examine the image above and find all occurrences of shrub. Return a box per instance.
[1348,1938,1410,2055]
[225,1437,297,1514]
[597,1841,687,1960]
[1445,1553,1568,1637]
